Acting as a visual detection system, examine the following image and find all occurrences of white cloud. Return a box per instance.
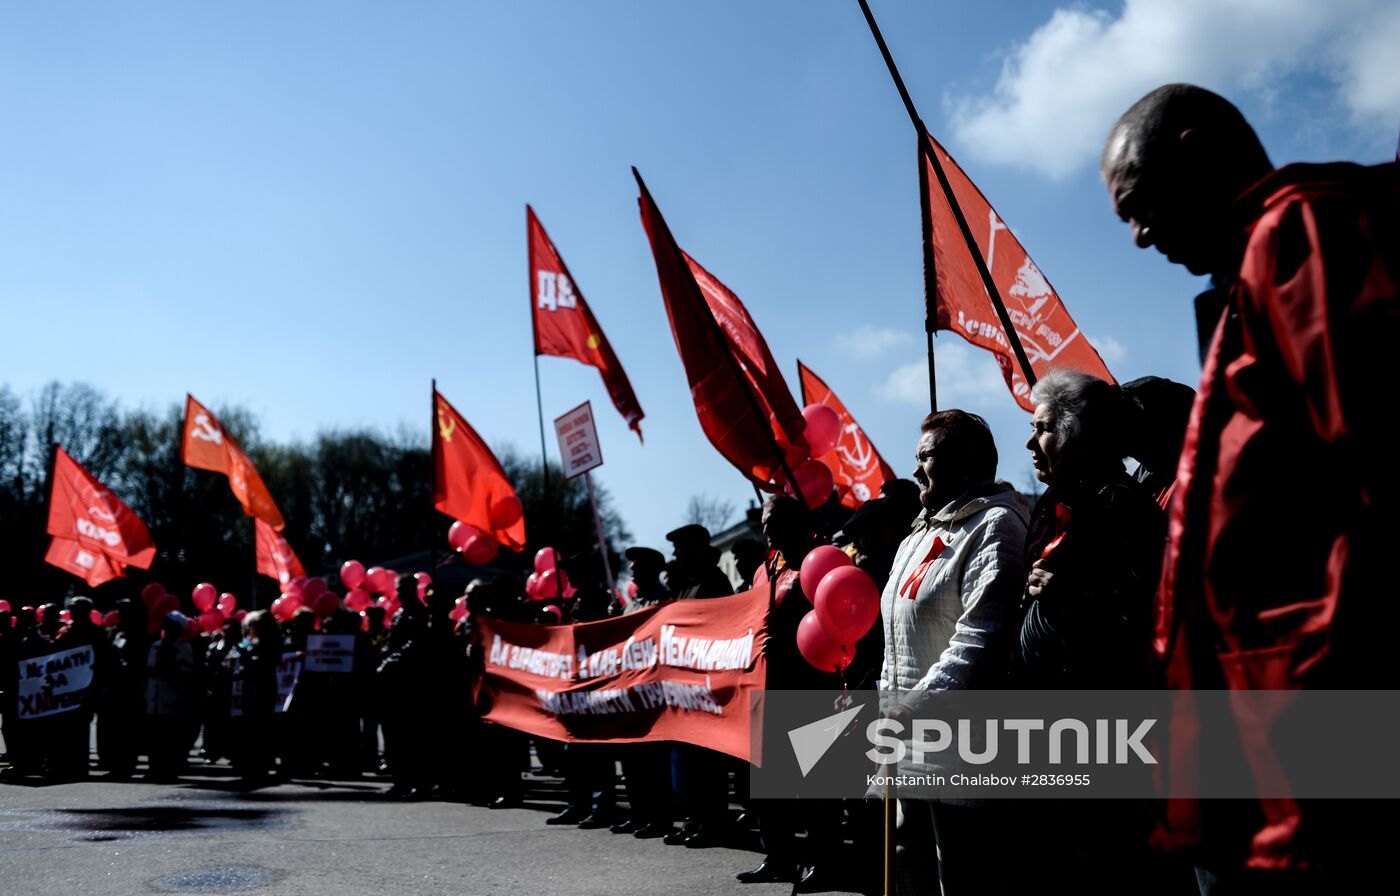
[948,0,1399,179]
[836,325,914,360]
[875,342,1008,407]
[1087,333,1128,365]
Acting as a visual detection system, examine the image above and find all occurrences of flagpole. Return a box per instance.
[583,471,615,597]
[856,0,1037,391]
[917,131,939,413]
[633,169,805,508]
[528,207,554,531]
[430,378,440,574]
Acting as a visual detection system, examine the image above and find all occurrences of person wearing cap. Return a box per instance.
[663,524,733,601]
[621,546,669,615]
[1120,376,1195,508]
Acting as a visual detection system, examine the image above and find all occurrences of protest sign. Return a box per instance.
[305,634,354,674]
[16,645,96,719]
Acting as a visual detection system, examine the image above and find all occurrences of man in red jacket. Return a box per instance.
[1103,84,1399,892]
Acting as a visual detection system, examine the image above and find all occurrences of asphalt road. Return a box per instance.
[0,768,865,896]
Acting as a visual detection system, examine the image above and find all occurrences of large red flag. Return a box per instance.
[922,133,1113,410]
[255,518,305,585]
[45,446,156,585]
[180,394,286,530]
[797,362,895,509]
[634,169,808,490]
[433,389,526,551]
[529,206,645,440]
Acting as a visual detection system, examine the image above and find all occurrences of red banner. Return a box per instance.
[474,588,769,761]
[529,206,645,440]
[45,536,126,588]
[635,169,808,490]
[255,518,305,585]
[433,388,526,550]
[923,133,1114,410]
[797,362,895,508]
[180,395,286,529]
[46,446,156,582]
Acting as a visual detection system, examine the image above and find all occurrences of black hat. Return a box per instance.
[665,524,712,546]
[624,546,666,567]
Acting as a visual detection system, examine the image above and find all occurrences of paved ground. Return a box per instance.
[0,767,864,896]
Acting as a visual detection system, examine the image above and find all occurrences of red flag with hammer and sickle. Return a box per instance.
[180,394,285,530]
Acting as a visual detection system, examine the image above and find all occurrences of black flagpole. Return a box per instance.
[527,206,554,530]
[856,0,1037,393]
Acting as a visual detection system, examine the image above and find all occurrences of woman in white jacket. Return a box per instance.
[878,409,1028,896]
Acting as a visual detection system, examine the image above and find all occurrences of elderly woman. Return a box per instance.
[879,409,1029,896]
[1016,369,1166,688]
[1011,369,1172,895]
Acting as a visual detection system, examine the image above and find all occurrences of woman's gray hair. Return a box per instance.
[1030,368,1129,459]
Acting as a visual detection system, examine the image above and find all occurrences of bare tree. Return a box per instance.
[685,493,738,534]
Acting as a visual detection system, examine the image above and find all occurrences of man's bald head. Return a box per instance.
[1103,84,1272,277]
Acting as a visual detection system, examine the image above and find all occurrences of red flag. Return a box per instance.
[45,537,126,588]
[798,362,895,509]
[180,395,286,530]
[255,518,305,585]
[634,169,808,490]
[923,133,1113,410]
[45,446,155,584]
[433,388,526,550]
[529,206,646,440]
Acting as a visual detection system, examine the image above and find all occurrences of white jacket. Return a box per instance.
[878,483,1029,701]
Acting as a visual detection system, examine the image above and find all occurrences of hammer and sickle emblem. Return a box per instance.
[438,408,455,441]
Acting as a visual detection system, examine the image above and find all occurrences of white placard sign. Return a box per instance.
[553,401,604,480]
[305,634,355,674]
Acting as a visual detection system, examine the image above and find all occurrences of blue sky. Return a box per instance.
[2,1,1396,557]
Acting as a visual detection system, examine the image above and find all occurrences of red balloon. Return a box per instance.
[198,610,225,633]
[0,599,10,614]
[802,403,842,457]
[524,572,542,599]
[101,610,120,627]
[415,580,429,603]
[59,609,72,625]
[541,604,562,623]
[217,593,238,615]
[303,577,329,597]
[313,592,341,617]
[790,458,835,509]
[463,534,498,565]
[89,609,103,626]
[534,547,558,575]
[344,588,372,612]
[447,521,477,551]
[534,569,562,600]
[182,617,201,640]
[800,545,854,597]
[796,610,855,673]
[364,567,389,594]
[414,571,432,588]
[813,566,880,645]
[191,582,218,612]
[140,583,166,608]
[232,609,247,622]
[490,495,523,530]
[340,560,367,590]
[626,580,639,599]
[152,593,180,618]
[270,596,295,622]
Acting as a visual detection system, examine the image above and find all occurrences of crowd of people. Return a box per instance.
[1,84,1395,896]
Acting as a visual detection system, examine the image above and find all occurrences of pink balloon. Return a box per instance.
[340,560,367,590]
[101,610,120,627]
[232,609,247,622]
[35,605,47,624]
[313,592,341,617]
[303,578,328,597]
[796,610,855,673]
[0,599,10,613]
[140,583,165,608]
[59,609,73,625]
[199,610,225,633]
[414,571,432,588]
[89,609,103,626]
[813,566,880,645]
[415,581,428,603]
[365,567,389,594]
[525,572,542,599]
[534,547,558,575]
[447,521,477,551]
[790,458,835,508]
[802,403,842,457]
[534,569,562,600]
[344,588,372,612]
[490,495,523,530]
[463,534,498,565]
[800,545,854,597]
[449,605,468,623]
[541,605,562,623]
[270,596,295,622]
[191,583,218,612]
